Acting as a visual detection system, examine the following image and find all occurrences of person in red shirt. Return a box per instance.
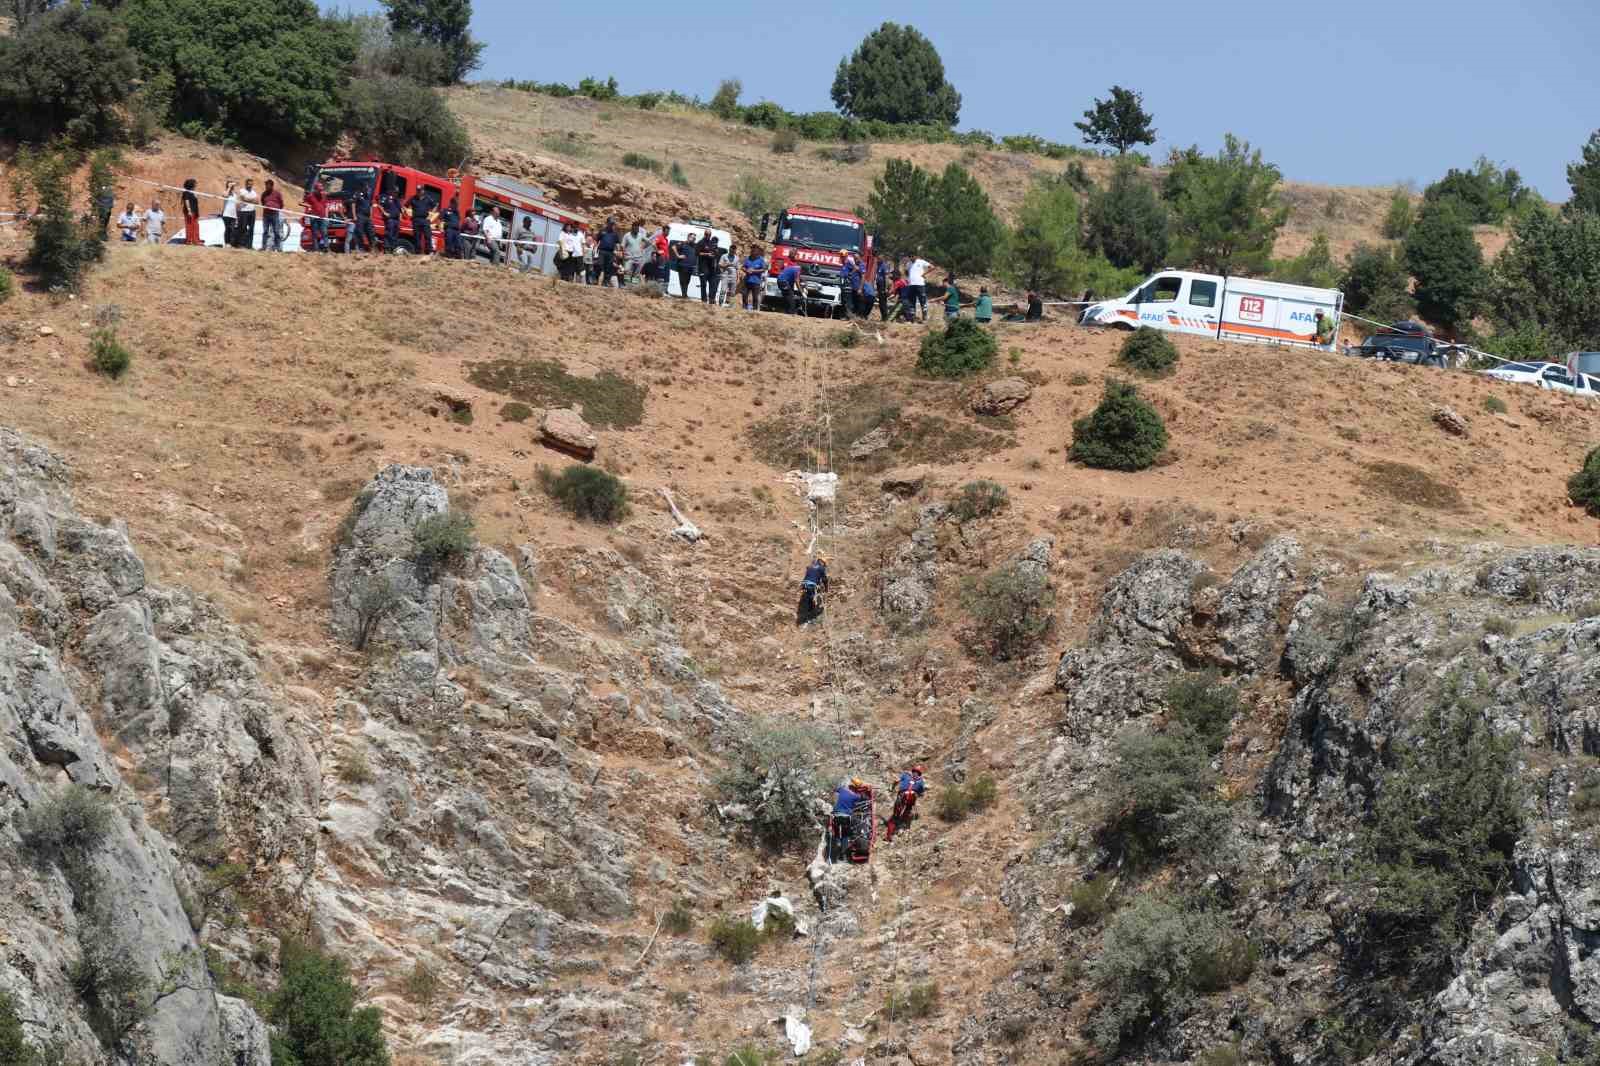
[181,179,200,247]
[260,180,285,252]
[303,181,328,252]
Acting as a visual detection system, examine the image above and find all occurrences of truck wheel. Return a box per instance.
[393,238,417,256]
[1111,321,1136,331]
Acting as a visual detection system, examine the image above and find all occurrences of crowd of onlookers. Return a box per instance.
[90,172,1050,323]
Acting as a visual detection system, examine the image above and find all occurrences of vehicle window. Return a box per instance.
[1543,367,1574,386]
[1189,280,1217,308]
[1152,276,1182,302]
[316,167,374,198]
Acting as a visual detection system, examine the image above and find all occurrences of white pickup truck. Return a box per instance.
[1080,269,1342,350]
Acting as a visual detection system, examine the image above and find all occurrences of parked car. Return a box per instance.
[1480,361,1560,386]
[1536,363,1600,398]
[166,214,302,251]
[1351,324,1458,367]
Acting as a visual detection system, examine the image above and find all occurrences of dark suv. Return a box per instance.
[1352,324,1457,368]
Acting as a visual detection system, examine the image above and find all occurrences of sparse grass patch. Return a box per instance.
[770,129,797,154]
[467,358,647,429]
[537,465,630,524]
[949,479,1009,522]
[541,132,591,158]
[0,267,13,304]
[1481,615,1514,637]
[884,981,939,1019]
[622,152,663,175]
[403,961,441,1007]
[499,401,534,422]
[1361,460,1466,513]
[663,897,695,935]
[1067,372,1092,386]
[1482,395,1507,415]
[708,916,762,965]
[338,748,376,786]
[935,775,998,822]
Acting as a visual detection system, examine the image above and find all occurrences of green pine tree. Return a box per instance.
[864,157,935,258]
[1404,198,1484,332]
[927,163,1003,277]
[1075,85,1156,155]
[1086,157,1169,272]
[1341,243,1415,322]
[1567,130,1600,218]
[1164,134,1287,276]
[830,22,960,127]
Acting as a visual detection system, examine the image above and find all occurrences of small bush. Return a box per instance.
[997,1017,1029,1043]
[0,988,49,1066]
[761,904,797,940]
[1569,446,1600,518]
[1067,877,1118,928]
[885,981,939,1019]
[413,510,476,569]
[1481,615,1514,637]
[622,152,663,175]
[0,267,13,304]
[1164,673,1240,755]
[830,327,861,349]
[21,785,115,870]
[538,465,630,524]
[1101,727,1228,868]
[90,330,131,379]
[663,897,695,935]
[710,78,742,119]
[936,774,998,823]
[1117,326,1179,377]
[949,479,1009,522]
[338,748,376,786]
[708,917,762,965]
[723,1046,776,1066]
[668,161,690,188]
[70,919,150,1047]
[916,318,997,379]
[770,129,798,154]
[1482,395,1508,415]
[1070,380,1168,471]
[343,76,469,172]
[269,940,389,1066]
[816,144,871,164]
[499,401,534,422]
[728,173,785,224]
[1192,933,1258,993]
[714,719,831,849]
[350,575,400,652]
[403,961,441,1007]
[962,560,1054,660]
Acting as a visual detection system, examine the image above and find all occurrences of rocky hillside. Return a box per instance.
[1,229,1598,1065]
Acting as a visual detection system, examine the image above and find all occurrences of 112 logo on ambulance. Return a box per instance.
[1239,296,1265,321]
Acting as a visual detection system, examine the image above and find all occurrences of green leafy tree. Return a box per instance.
[1002,177,1140,296]
[1086,157,1170,272]
[344,12,451,84]
[710,78,742,120]
[379,0,483,84]
[1382,187,1415,239]
[269,940,390,1066]
[0,5,139,144]
[343,76,469,171]
[1422,157,1528,225]
[1163,135,1287,276]
[864,157,935,257]
[4,0,56,29]
[1568,130,1600,217]
[927,162,1002,276]
[830,22,961,127]
[1272,232,1341,289]
[1404,198,1483,332]
[120,0,359,145]
[1075,85,1156,155]
[1486,206,1600,350]
[1341,243,1415,321]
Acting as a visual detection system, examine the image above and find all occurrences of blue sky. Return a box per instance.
[341,0,1597,198]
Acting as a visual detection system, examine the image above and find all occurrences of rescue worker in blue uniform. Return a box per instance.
[886,765,926,841]
[407,190,433,255]
[797,555,829,626]
[776,262,802,315]
[380,191,401,253]
[351,185,375,253]
[441,198,462,259]
[828,778,860,862]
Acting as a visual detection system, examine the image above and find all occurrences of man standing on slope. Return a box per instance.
[906,253,930,322]
[260,180,284,252]
[885,766,926,842]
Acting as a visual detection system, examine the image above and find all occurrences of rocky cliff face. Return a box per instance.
[989,536,1600,1066]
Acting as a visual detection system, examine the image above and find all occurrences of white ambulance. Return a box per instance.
[1079,270,1343,350]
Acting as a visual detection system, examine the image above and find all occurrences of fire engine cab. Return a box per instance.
[762,204,876,316]
[303,161,587,271]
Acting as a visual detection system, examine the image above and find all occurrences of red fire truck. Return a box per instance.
[302,161,588,270]
[761,204,878,316]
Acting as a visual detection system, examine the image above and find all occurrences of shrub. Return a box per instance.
[935,774,998,822]
[1101,727,1228,867]
[728,173,786,225]
[538,465,630,524]
[884,981,940,1019]
[816,143,870,164]
[708,917,762,965]
[1087,157,1170,272]
[710,78,742,119]
[916,318,997,378]
[0,989,49,1066]
[1067,877,1118,928]
[1088,894,1245,1051]
[1570,446,1600,518]
[949,479,1009,522]
[621,152,663,175]
[1481,615,1514,637]
[1341,680,1523,993]
[0,267,14,304]
[714,720,831,849]
[1192,933,1258,992]
[770,128,798,154]
[90,330,132,379]
[269,940,388,1066]
[16,150,105,293]
[1070,381,1168,471]
[1482,395,1508,415]
[1341,242,1414,321]
[70,918,151,1047]
[723,1046,776,1066]
[663,897,695,935]
[403,961,440,1007]
[350,574,399,651]
[342,76,469,172]
[1382,188,1415,239]
[962,560,1055,660]
[1117,327,1178,377]
[830,327,861,349]
[668,161,690,188]
[338,747,376,785]
[1404,198,1484,332]
[21,784,115,868]
[412,509,476,568]
[1164,673,1240,755]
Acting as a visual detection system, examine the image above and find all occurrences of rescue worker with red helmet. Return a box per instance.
[885,765,926,842]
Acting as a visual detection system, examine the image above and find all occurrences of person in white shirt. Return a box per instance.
[718,244,738,307]
[557,224,583,282]
[514,217,539,273]
[220,181,238,248]
[235,178,259,248]
[906,255,930,322]
[117,203,142,242]
[479,207,505,266]
[144,199,166,244]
